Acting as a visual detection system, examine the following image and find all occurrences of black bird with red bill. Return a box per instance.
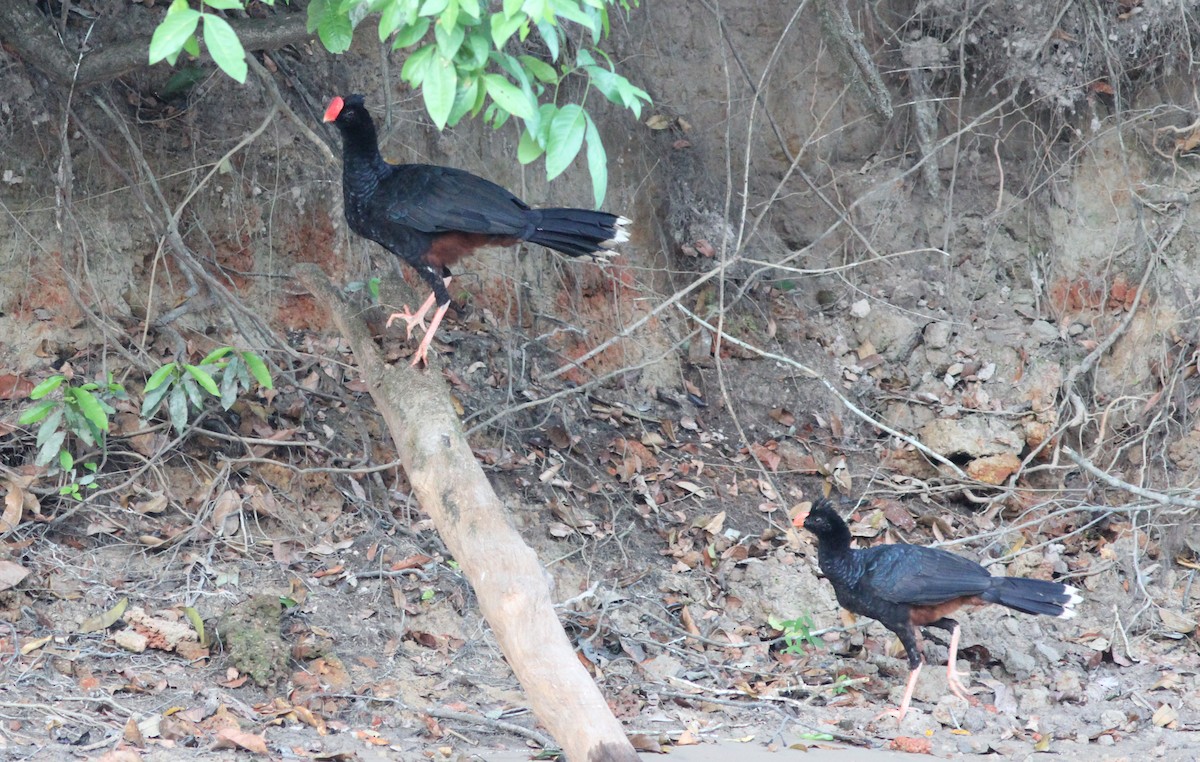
[323,94,630,366]
[794,498,1081,721]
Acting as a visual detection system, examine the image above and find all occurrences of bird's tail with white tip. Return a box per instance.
[526,208,630,260]
[983,577,1083,619]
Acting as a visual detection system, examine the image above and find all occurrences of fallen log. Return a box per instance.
[294,263,637,762]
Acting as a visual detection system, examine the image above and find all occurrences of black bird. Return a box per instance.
[323,94,630,366]
[795,498,1081,720]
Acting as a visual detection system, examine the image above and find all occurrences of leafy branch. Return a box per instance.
[148,0,650,205]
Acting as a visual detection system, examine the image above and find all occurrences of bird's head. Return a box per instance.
[792,498,845,539]
[323,94,369,125]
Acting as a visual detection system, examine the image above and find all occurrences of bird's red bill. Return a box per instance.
[792,510,809,528]
[323,96,344,123]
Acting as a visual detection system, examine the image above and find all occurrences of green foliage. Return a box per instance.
[18,374,127,499]
[142,348,275,435]
[18,350,273,500]
[19,373,126,471]
[148,0,270,83]
[149,0,650,206]
[768,612,825,655]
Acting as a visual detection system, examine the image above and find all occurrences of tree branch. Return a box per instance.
[0,2,311,87]
[292,263,637,762]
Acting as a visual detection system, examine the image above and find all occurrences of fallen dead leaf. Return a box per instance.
[79,597,129,634]
[1,481,26,532]
[1152,702,1179,728]
[0,374,33,400]
[0,559,30,592]
[214,726,269,754]
[889,736,932,754]
[629,733,665,752]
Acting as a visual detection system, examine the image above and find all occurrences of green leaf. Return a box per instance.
[440,0,459,32]
[168,386,189,434]
[583,110,607,207]
[70,387,110,433]
[240,352,274,389]
[503,0,523,17]
[317,11,354,53]
[35,408,63,448]
[434,17,465,58]
[401,43,434,84]
[545,104,585,180]
[201,0,242,9]
[458,0,480,19]
[519,54,558,84]
[35,430,65,468]
[534,19,559,60]
[184,606,207,647]
[306,0,328,33]
[184,364,220,396]
[200,347,233,365]
[148,0,201,65]
[141,379,174,418]
[483,74,534,119]
[59,448,74,472]
[391,17,431,48]
[203,13,247,82]
[517,127,545,163]
[63,406,95,447]
[457,29,490,69]
[447,76,480,126]
[423,51,457,129]
[548,0,593,30]
[180,375,207,410]
[379,0,406,41]
[183,34,202,59]
[490,11,526,49]
[419,0,449,13]
[29,375,64,400]
[19,398,58,426]
[145,363,177,393]
[522,0,545,20]
[220,359,240,410]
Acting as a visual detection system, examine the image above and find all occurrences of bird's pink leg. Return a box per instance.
[385,276,451,339]
[944,624,977,704]
[386,291,439,339]
[409,301,451,367]
[874,663,922,723]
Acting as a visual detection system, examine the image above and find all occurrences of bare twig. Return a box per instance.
[676,304,971,480]
[1061,446,1200,511]
[426,708,554,749]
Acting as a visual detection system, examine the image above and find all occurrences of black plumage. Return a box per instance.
[323,94,629,366]
[796,498,1081,720]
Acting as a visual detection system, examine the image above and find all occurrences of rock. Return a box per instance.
[965,452,1021,484]
[1054,669,1083,703]
[924,321,952,349]
[641,653,684,681]
[1100,709,1127,729]
[999,645,1037,678]
[919,416,1024,459]
[1034,641,1061,663]
[1029,319,1059,343]
[113,628,148,653]
[1017,685,1050,712]
[854,307,920,360]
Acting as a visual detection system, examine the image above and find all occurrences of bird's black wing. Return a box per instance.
[377,164,531,236]
[857,544,995,606]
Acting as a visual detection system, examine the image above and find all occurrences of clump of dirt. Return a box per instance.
[216,595,288,687]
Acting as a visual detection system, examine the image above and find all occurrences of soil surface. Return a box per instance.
[2,1,1200,761]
